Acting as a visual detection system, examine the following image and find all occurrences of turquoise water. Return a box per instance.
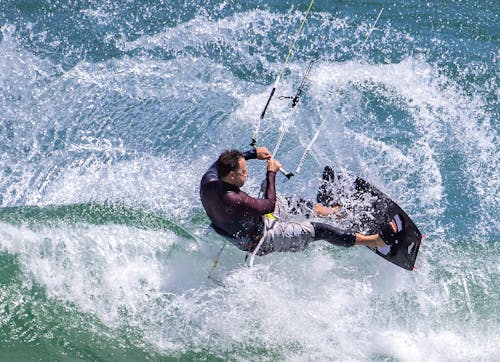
[0,0,498,360]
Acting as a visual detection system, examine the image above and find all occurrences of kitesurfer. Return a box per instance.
[200,147,401,255]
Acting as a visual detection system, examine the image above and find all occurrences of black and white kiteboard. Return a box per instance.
[317,166,421,270]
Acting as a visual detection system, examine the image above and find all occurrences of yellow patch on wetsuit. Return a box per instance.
[265,213,276,221]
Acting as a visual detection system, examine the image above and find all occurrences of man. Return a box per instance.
[200,147,401,255]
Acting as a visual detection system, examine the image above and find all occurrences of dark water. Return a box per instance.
[0,0,498,360]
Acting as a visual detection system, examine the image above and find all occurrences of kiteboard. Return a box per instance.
[317,166,421,270]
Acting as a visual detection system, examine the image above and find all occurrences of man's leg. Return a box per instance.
[311,222,356,247]
[311,220,399,249]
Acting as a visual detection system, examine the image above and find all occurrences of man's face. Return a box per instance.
[230,157,248,187]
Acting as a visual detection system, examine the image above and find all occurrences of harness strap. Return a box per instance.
[246,213,275,267]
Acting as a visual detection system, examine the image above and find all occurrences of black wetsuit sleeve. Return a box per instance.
[264,171,276,207]
[222,170,277,216]
[242,148,257,160]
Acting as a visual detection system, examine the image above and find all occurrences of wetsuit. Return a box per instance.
[200,149,275,249]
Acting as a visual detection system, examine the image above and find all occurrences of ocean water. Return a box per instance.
[0,0,498,360]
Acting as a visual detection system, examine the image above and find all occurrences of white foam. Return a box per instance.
[0,221,184,324]
[1,11,498,360]
[0,220,497,359]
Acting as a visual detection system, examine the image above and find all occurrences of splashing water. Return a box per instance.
[0,1,498,360]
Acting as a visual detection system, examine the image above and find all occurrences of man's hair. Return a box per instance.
[217,149,244,178]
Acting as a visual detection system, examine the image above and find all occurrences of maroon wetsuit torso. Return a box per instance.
[199,149,277,242]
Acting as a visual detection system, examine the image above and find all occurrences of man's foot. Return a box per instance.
[314,204,341,217]
[355,233,386,248]
[354,215,404,248]
[379,214,404,246]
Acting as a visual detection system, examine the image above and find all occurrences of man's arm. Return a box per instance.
[243,147,272,161]
[242,148,257,160]
[223,174,276,216]
[222,158,279,216]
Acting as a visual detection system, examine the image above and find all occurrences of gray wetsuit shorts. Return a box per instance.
[256,197,315,255]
